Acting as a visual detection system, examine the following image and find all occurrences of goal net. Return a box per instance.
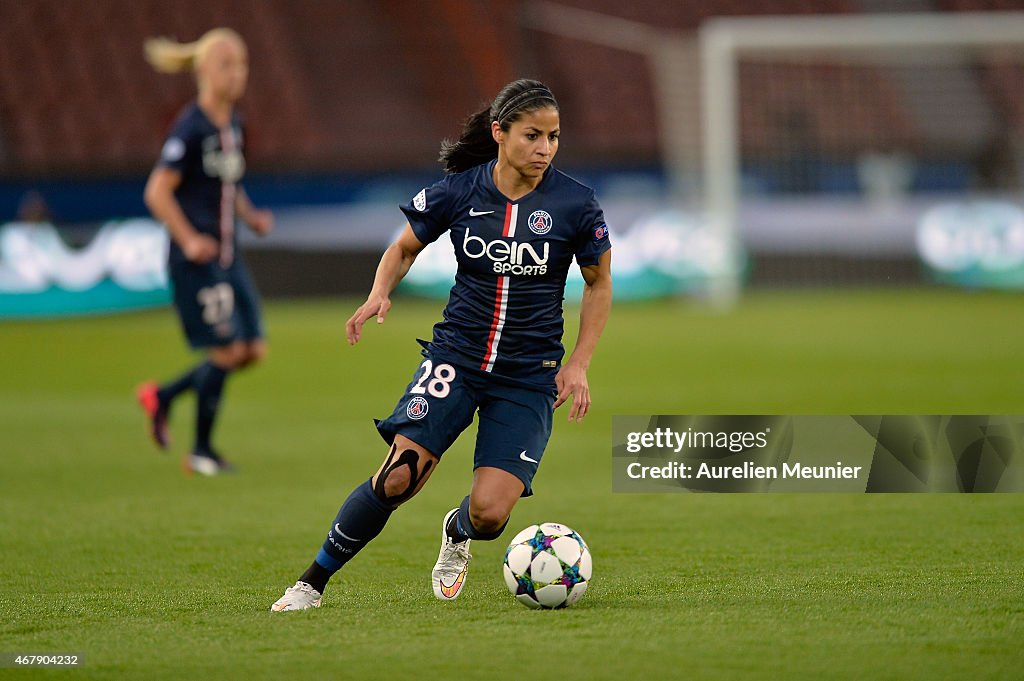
[699,11,1024,292]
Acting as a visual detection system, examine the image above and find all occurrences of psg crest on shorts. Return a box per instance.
[407,396,429,420]
[528,210,553,235]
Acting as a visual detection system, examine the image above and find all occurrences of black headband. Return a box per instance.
[495,87,557,124]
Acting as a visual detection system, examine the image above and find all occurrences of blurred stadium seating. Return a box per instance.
[2,0,1024,295]
[0,0,858,176]
[3,0,1021,176]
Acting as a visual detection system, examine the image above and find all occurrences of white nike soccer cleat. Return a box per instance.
[185,451,234,476]
[432,508,472,600]
[270,581,322,612]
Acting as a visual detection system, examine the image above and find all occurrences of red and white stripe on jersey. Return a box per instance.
[481,201,518,372]
[218,127,237,268]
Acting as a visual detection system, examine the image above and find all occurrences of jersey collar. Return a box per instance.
[486,159,552,204]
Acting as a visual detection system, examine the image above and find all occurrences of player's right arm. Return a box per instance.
[143,167,219,264]
[346,223,426,345]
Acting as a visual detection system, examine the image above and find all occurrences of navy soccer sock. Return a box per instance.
[449,494,508,542]
[156,363,203,407]
[446,507,469,543]
[193,361,229,455]
[301,478,394,593]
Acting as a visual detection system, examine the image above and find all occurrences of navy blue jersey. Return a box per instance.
[156,102,245,267]
[400,160,611,389]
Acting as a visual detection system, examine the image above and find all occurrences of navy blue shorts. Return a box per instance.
[375,351,556,497]
[169,258,264,349]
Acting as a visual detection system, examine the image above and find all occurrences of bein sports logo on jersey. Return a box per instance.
[462,229,549,276]
[201,135,245,183]
[407,396,429,420]
[528,210,553,235]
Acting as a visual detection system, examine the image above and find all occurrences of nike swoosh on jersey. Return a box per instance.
[519,450,539,464]
[468,208,494,216]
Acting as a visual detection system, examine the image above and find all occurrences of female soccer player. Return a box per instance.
[136,28,273,476]
[271,79,612,610]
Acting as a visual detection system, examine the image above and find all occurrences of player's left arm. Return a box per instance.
[235,186,273,236]
[555,248,612,423]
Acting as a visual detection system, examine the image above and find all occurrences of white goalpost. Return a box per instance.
[701,11,1024,302]
[526,4,1024,301]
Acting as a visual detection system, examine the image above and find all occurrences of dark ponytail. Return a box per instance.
[439,79,558,174]
[439,107,498,175]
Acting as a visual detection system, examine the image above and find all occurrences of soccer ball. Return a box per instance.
[503,522,592,609]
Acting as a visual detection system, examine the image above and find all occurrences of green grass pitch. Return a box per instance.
[1,288,1021,680]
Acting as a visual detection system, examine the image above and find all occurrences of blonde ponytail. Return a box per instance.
[144,37,196,73]
[144,28,245,74]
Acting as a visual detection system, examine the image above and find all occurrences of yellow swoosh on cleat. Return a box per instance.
[439,568,467,599]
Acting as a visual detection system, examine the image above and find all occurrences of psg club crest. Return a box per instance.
[407,396,429,420]
[528,210,553,235]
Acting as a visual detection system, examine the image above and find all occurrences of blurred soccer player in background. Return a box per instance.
[272,79,613,611]
[136,28,273,476]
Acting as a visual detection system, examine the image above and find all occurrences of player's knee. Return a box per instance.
[372,444,434,508]
[242,342,267,368]
[210,344,246,370]
[377,467,415,505]
[228,346,248,369]
[469,504,509,535]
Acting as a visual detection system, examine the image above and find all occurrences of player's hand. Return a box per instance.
[182,233,219,264]
[554,361,591,423]
[345,293,391,345]
[247,209,274,236]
